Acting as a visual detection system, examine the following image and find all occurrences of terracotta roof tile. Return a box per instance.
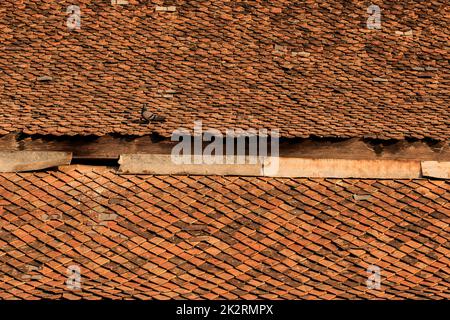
[0,0,448,139]
[0,166,449,299]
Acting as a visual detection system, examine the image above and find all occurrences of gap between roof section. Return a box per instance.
[1,152,449,179]
[1,133,449,161]
[0,133,449,178]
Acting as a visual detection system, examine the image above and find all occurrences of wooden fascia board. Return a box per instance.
[0,151,72,172]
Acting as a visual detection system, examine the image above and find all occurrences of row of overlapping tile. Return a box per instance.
[0,0,448,139]
[0,166,448,299]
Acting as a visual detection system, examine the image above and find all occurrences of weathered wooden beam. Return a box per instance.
[0,134,174,159]
[0,133,18,150]
[118,154,262,175]
[118,154,424,178]
[421,161,450,179]
[1,134,449,161]
[265,158,421,178]
[279,138,450,161]
[0,151,72,172]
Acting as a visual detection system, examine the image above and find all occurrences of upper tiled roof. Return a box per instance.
[0,166,449,299]
[0,0,449,139]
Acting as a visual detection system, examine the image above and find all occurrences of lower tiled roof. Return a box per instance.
[0,166,449,299]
